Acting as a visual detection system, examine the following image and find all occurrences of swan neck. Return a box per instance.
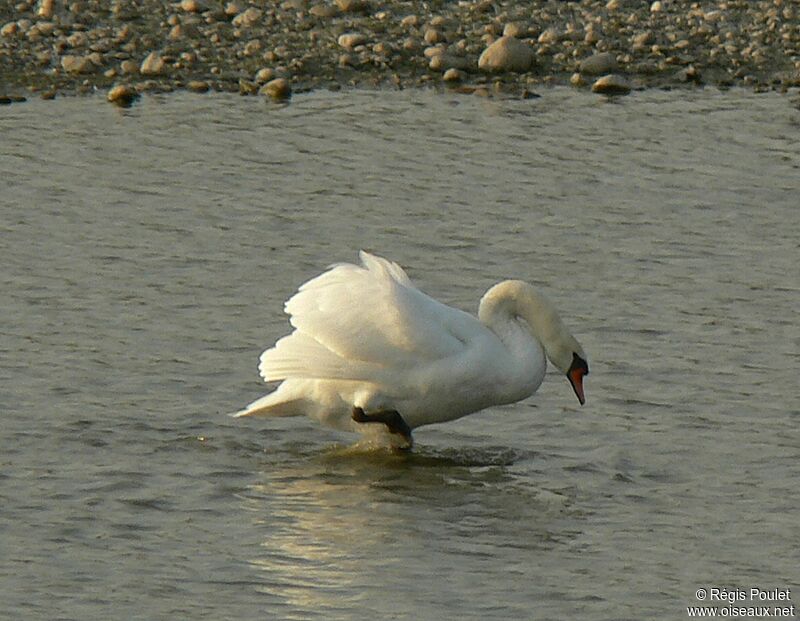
[479,280,582,374]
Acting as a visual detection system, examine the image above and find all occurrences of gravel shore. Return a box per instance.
[2,0,799,103]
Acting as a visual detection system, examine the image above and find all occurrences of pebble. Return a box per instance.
[106,83,138,106]
[677,64,701,83]
[140,51,166,75]
[0,0,796,100]
[338,32,366,50]
[0,95,28,104]
[632,31,654,50]
[37,0,54,19]
[570,72,586,87]
[262,77,291,100]
[502,23,527,39]
[309,4,338,18]
[442,68,462,82]
[168,24,183,41]
[254,67,275,84]
[537,28,559,45]
[187,80,210,92]
[61,55,95,74]
[428,53,472,73]
[66,32,88,48]
[591,74,632,95]
[224,2,244,17]
[424,28,443,45]
[231,7,262,28]
[120,60,139,75]
[335,0,364,13]
[478,36,535,73]
[1,22,17,37]
[579,52,619,75]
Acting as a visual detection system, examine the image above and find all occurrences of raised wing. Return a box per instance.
[258,251,476,382]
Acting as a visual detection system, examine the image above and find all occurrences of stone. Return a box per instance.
[677,64,701,83]
[442,68,461,82]
[168,24,184,41]
[478,36,535,73]
[262,77,291,100]
[537,27,559,45]
[570,72,586,86]
[335,0,364,13]
[225,1,244,16]
[429,53,471,72]
[255,67,275,84]
[579,52,619,75]
[309,4,338,17]
[232,7,262,27]
[140,51,166,75]
[429,16,453,29]
[371,42,392,55]
[66,31,88,48]
[187,80,210,92]
[180,0,203,12]
[239,80,258,95]
[423,45,444,59]
[338,32,366,50]
[402,37,419,51]
[243,40,262,56]
[502,22,526,39]
[632,31,654,50]
[107,84,138,107]
[37,0,54,19]
[1,22,18,37]
[61,55,94,74]
[591,74,632,95]
[120,59,138,74]
[423,28,443,45]
[0,95,27,104]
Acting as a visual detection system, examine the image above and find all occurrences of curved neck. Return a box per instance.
[478,280,581,374]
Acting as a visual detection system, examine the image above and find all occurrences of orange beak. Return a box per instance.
[567,353,589,406]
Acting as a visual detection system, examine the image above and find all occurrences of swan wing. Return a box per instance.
[258,251,474,382]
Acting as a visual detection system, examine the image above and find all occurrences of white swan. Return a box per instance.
[233,251,588,449]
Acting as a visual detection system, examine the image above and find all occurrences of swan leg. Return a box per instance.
[352,406,413,448]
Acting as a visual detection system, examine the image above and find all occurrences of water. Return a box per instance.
[1,87,798,620]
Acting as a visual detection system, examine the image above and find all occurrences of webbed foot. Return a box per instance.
[352,406,413,449]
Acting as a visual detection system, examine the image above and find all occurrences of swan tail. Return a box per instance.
[230,391,306,418]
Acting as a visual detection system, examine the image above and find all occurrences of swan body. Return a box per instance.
[234,251,588,448]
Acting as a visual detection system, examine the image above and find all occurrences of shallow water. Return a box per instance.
[2,87,798,620]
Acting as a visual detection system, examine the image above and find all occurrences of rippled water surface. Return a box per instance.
[2,88,798,620]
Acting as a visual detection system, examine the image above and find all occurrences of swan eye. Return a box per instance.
[571,352,589,375]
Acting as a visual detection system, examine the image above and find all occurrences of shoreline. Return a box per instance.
[2,0,799,104]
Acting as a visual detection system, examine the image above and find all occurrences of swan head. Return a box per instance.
[479,280,589,405]
[565,351,589,406]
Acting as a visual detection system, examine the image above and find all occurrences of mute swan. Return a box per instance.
[234,251,588,449]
